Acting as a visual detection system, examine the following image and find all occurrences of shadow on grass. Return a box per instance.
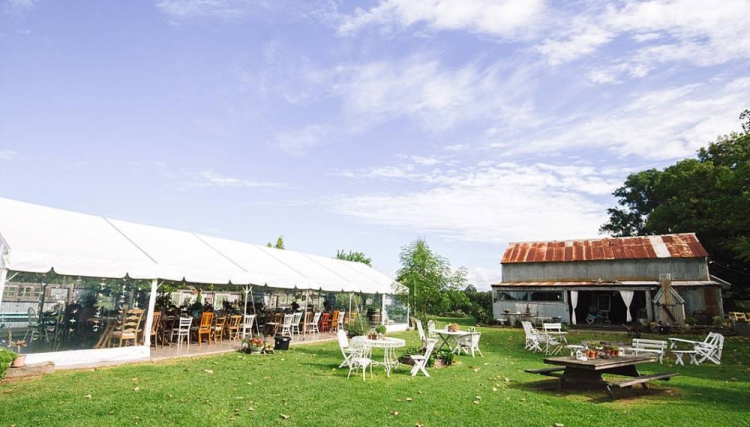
[509,377,678,404]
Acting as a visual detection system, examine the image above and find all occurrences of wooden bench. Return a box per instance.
[606,372,679,398]
[525,367,565,378]
[629,338,667,363]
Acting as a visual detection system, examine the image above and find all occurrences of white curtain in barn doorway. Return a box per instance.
[569,291,578,325]
[620,291,634,322]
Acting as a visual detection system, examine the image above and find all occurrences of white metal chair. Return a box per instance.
[410,338,437,377]
[291,312,303,336]
[170,317,193,348]
[344,335,372,381]
[521,321,542,352]
[306,312,321,336]
[280,314,294,337]
[458,327,483,357]
[337,329,367,369]
[241,314,256,339]
[541,323,565,355]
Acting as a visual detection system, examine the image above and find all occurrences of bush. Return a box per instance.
[685,317,697,326]
[712,315,726,328]
[0,348,17,379]
[374,324,386,335]
[347,316,371,338]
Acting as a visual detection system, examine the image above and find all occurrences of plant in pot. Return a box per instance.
[242,335,265,354]
[9,333,27,367]
[375,324,386,339]
[447,323,460,332]
[0,347,17,379]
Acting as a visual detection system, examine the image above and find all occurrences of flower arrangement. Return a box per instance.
[447,323,460,332]
[241,335,266,354]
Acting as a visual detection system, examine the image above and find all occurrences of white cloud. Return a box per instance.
[334,56,539,132]
[496,76,750,160]
[3,0,36,14]
[190,170,286,188]
[0,149,16,160]
[339,0,545,39]
[330,162,617,245]
[272,124,330,156]
[466,266,503,291]
[155,0,266,21]
[543,0,750,81]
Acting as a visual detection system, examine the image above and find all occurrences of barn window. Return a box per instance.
[529,291,563,302]
[498,291,529,301]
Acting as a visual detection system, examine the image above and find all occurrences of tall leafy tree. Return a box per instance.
[266,235,285,250]
[335,250,372,266]
[601,113,750,299]
[395,239,467,318]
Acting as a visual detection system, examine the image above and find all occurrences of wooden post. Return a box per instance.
[645,289,653,322]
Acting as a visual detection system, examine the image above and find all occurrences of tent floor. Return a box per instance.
[150,333,337,361]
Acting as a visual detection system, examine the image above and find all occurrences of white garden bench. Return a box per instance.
[628,338,667,364]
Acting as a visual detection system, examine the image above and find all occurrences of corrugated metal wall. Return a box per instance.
[503,258,709,282]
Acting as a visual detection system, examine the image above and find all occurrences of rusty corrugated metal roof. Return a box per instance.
[490,280,720,288]
[501,233,708,264]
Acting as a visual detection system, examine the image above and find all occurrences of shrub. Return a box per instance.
[374,324,386,335]
[685,317,697,326]
[347,316,370,338]
[0,348,17,379]
[712,315,726,328]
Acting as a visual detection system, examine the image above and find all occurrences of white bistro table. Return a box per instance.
[435,329,471,354]
[360,337,406,377]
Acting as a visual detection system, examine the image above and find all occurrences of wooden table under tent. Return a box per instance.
[0,197,405,368]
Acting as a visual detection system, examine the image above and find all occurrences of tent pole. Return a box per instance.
[0,269,7,309]
[348,292,353,326]
[143,279,158,349]
[251,287,260,335]
[303,290,310,340]
[242,286,249,339]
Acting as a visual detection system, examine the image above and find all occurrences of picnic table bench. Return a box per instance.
[525,355,679,399]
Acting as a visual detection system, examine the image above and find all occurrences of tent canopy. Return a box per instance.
[0,198,396,294]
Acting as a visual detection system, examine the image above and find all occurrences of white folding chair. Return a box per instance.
[306,312,321,336]
[416,319,426,346]
[170,317,193,348]
[521,321,542,352]
[410,338,437,377]
[242,314,256,339]
[695,333,724,365]
[280,314,294,337]
[344,335,373,381]
[427,319,436,338]
[458,327,483,357]
[291,312,303,336]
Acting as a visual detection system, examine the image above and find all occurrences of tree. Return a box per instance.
[267,235,285,250]
[395,239,469,318]
[335,250,372,266]
[601,112,750,299]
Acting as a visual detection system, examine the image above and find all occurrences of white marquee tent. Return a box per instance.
[0,198,398,366]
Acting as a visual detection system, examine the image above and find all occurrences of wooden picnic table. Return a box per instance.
[526,355,678,399]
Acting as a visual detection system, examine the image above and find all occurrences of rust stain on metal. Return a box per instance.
[501,233,708,264]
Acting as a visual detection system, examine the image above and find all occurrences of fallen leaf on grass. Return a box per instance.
[84,394,92,400]
[392,411,399,416]
[473,400,480,405]
[248,407,255,412]
[415,422,424,427]
[492,387,498,392]
[473,368,480,373]
[504,378,510,383]
[406,397,413,402]
[133,387,140,392]
[280,414,290,420]
[203,369,214,374]
[554,423,564,427]
[475,396,482,400]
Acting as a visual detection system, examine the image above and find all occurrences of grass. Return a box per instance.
[1,318,749,426]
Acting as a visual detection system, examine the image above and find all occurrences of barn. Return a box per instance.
[492,233,728,327]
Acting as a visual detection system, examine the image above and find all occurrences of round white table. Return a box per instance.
[359,337,406,377]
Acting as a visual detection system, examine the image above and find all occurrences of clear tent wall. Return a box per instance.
[0,271,151,354]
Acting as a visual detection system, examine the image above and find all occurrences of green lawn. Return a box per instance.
[1,318,749,426]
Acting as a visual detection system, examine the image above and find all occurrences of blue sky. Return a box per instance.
[1,0,749,289]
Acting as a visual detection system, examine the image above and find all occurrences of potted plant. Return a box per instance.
[241,335,265,354]
[447,323,460,332]
[375,324,386,339]
[6,331,26,368]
